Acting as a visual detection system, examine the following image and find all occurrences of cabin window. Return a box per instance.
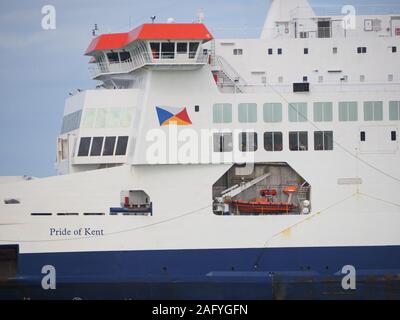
[318,76,324,83]
[389,101,400,120]
[288,103,307,122]
[364,101,383,121]
[357,47,367,54]
[277,48,282,55]
[177,43,188,54]
[119,51,131,62]
[391,131,397,141]
[314,102,333,122]
[318,20,331,38]
[339,102,358,121]
[161,42,175,59]
[392,46,397,53]
[233,49,243,55]
[278,76,283,83]
[304,48,309,54]
[90,137,104,156]
[103,136,116,156]
[263,103,282,123]
[115,136,129,156]
[238,103,257,123]
[360,131,366,141]
[0,246,18,281]
[150,42,160,59]
[189,42,200,58]
[264,132,283,151]
[213,133,233,152]
[360,75,365,82]
[239,132,258,152]
[314,131,333,151]
[107,52,120,63]
[289,131,308,151]
[333,47,338,54]
[77,137,91,157]
[388,74,394,82]
[268,48,273,55]
[213,103,232,123]
[194,105,200,112]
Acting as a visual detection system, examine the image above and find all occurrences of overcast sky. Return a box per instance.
[0,0,399,177]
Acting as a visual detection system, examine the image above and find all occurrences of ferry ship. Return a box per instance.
[1,0,400,299]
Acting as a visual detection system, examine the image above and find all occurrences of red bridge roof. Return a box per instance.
[85,23,213,55]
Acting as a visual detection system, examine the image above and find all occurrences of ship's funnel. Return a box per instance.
[260,0,316,39]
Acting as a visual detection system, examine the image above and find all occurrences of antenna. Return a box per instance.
[197,9,205,23]
[150,16,156,24]
[92,23,99,37]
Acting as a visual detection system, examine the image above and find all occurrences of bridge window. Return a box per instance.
[314,102,333,122]
[177,42,188,54]
[78,137,91,157]
[339,102,358,121]
[314,131,333,151]
[107,52,120,63]
[289,103,307,122]
[150,42,160,59]
[120,51,131,62]
[263,103,282,123]
[115,136,129,156]
[189,42,200,58]
[90,137,104,156]
[103,137,116,156]
[213,103,232,123]
[364,101,383,121]
[239,132,258,152]
[213,133,233,152]
[61,110,82,134]
[289,131,308,151]
[238,103,257,123]
[264,132,283,151]
[389,101,400,120]
[161,42,175,59]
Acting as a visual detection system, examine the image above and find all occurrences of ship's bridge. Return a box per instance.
[85,23,213,79]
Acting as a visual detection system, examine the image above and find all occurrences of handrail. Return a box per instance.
[89,51,209,78]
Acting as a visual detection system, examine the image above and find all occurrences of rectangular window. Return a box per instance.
[333,47,338,54]
[61,110,82,134]
[119,51,131,62]
[304,48,309,54]
[177,43,188,54]
[233,49,243,55]
[392,46,397,53]
[313,102,333,122]
[364,101,383,121]
[314,131,333,151]
[189,42,199,58]
[357,47,367,54]
[213,103,232,123]
[239,132,258,152]
[277,48,282,55]
[115,136,129,156]
[264,132,283,151]
[238,103,257,123]
[263,103,282,123]
[90,137,104,156]
[389,101,400,120]
[288,103,307,122]
[339,102,358,121]
[107,52,119,63]
[77,137,91,157]
[161,42,175,59]
[213,133,233,152]
[268,48,273,55]
[360,75,365,82]
[103,136,116,156]
[360,131,366,141]
[150,42,160,59]
[391,131,397,141]
[289,131,308,151]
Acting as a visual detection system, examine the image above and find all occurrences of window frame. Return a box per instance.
[213,132,233,153]
[77,137,92,157]
[103,136,117,156]
[239,132,258,152]
[313,102,333,122]
[288,103,308,122]
[263,103,282,123]
[289,131,308,151]
[213,103,232,123]
[264,132,283,152]
[314,131,334,151]
[238,103,257,123]
[364,101,383,121]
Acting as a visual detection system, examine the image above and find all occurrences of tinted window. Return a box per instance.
[103,137,116,156]
[115,136,129,156]
[78,137,91,157]
[360,131,366,141]
[107,52,119,63]
[189,42,200,58]
[392,131,397,141]
[120,51,131,62]
[150,42,160,59]
[177,43,188,53]
[213,133,233,152]
[264,132,283,151]
[90,137,104,156]
[239,132,258,152]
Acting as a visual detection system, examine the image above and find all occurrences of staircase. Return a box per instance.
[213,55,247,93]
